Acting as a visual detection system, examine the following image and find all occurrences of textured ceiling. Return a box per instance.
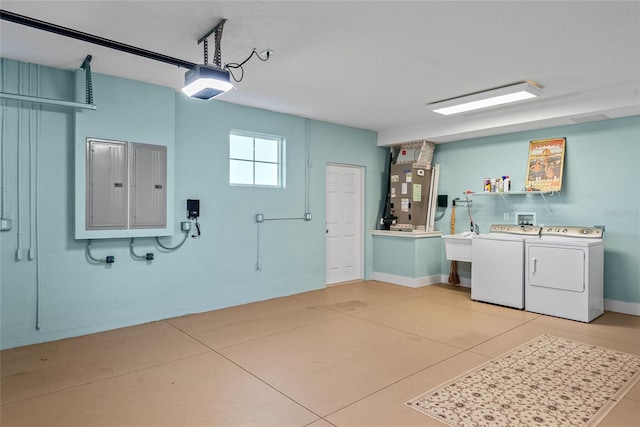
[1,1,639,144]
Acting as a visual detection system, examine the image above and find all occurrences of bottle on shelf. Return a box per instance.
[503,175,510,192]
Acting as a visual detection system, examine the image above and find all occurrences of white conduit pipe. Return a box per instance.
[1,61,7,220]
[86,240,107,263]
[255,221,262,271]
[305,118,311,214]
[34,65,42,330]
[130,239,146,260]
[15,62,24,261]
[29,64,37,260]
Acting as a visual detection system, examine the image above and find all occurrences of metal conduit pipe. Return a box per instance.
[0,92,97,110]
[15,63,24,261]
[1,61,7,220]
[28,64,37,260]
[155,231,189,251]
[86,240,104,263]
[86,240,114,264]
[305,118,311,215]
[130,238,154,261]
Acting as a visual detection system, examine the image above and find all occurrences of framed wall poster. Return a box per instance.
[525,137,566,192]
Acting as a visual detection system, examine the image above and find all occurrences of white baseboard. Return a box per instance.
[604,299,640,316]
[371,272,442,288]
[373,274,637,316]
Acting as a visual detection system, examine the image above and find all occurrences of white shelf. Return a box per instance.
[466,191,556,212]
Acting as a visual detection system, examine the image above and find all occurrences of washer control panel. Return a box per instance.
[489,224,542,236]
[540,226,604,238]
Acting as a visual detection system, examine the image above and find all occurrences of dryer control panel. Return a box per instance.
[541,226,603,239]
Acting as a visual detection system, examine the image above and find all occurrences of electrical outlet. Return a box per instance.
[0,218,11,231]
[503,212,510,221]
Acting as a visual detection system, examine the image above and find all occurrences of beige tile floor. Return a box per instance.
[1,281,639,426]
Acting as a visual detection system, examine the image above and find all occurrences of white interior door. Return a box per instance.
[326,164,364,285]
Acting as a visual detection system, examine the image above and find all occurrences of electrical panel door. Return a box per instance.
[129,143,167,228]
[86,138,128,229]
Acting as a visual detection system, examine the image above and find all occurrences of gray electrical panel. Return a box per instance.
[130,142,167,228]
[86,138,128,230]
[85,138,167,231]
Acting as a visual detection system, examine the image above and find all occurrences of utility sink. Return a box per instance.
[442,232,473,262]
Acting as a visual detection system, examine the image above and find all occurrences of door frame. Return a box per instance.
[325,163,365,285]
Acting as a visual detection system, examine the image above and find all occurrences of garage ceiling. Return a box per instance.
[1,1,639,144]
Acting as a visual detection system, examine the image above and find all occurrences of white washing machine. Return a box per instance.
[525,226,604,322]
[471,224,542,309]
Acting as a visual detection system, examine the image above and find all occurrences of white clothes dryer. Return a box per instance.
[525,226,604,322]
[471,224,542,309]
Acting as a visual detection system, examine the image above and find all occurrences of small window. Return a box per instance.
[230,131,284,187]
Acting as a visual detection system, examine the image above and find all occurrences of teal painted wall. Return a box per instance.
[372,237,417,277]
[2,57,638,350]
[372,236,442,279]
[415,238,442,279]
[0,59,384,349]
[433,117,640,304]
[74,73,176,239]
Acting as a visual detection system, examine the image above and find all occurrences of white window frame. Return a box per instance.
[229,130,285,188]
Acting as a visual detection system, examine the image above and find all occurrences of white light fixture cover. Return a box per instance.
[427,81,543,115]
[182,65,234,100]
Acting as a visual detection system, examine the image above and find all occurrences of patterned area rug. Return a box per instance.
[407,335,640,427]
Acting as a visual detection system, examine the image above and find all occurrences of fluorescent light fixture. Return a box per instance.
[427,81,543,115]
[182,65,234,100]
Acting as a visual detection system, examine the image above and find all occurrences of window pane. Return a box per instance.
[230,134,254,160]
[229,159,254,185]
[255,162,279,186]
[254,138,279,163]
